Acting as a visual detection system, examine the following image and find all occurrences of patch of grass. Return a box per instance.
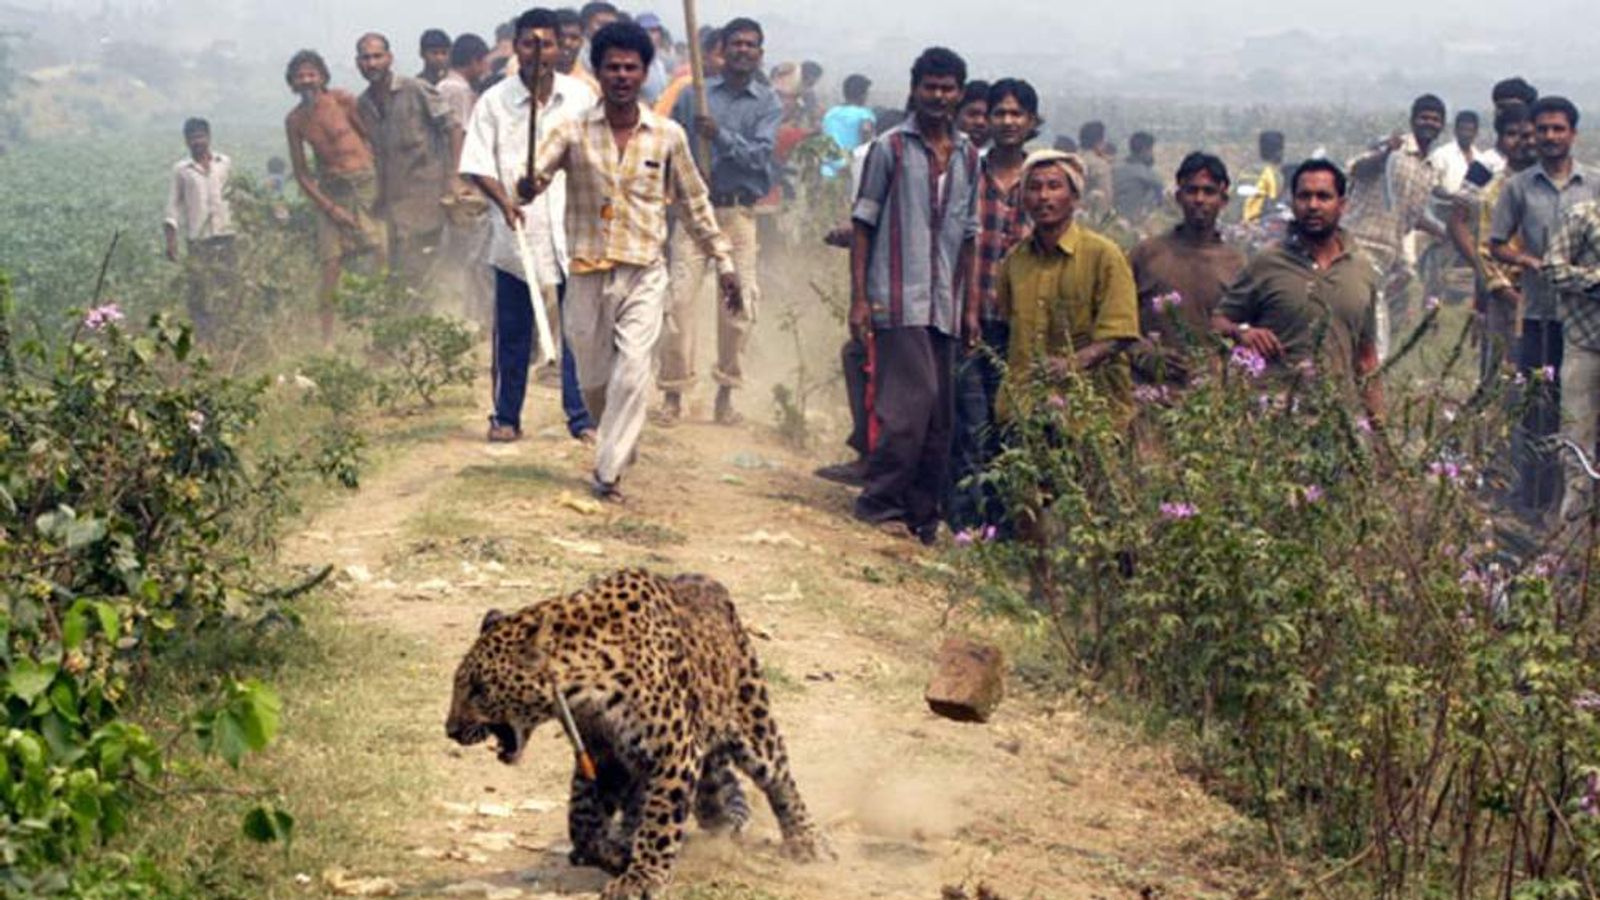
[676,881,788,900]
[582,518,689,548]
[403,505,492,540]
[458,462,564,484]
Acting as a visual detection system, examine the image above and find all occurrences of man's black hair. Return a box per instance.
[801,60,822,83]
[909,47,966,89]
[1175,151,1229,188]
[590,20,654,72]
[516,8,561,38]
[987,78,1038,118]
[698,27,722,54]
[356,32,390,53]
[843,73,871,104]
[1532,96,1581,128]
[1079,120,1105,148]
[720,16,764,46]
[1129,131,1155,155]
[1259,129,1285,161]
[960,80,989,110]
[877,108,907,132]
[1291,158,1348,197]
[450,33,490,67]
[1492,76,1538,107]
[555,8,581,28]
[182,117,210,137]
[267,156,287,174]
[1456,110,1480,127]
[420,29,451,51]
[579,1,618,28]
[1494,101,1533,135]
[1411,93,1446,120]
[1053,134,1078,153]
[284,49,331,87]
[495,21,516,42]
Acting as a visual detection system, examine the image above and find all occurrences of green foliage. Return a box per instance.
[336,273,476,411]
[961,313,1600,893]
[0,278,350,892]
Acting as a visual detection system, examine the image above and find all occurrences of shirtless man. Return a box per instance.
[284,49,387,343]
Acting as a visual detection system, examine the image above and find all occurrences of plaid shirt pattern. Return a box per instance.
[1344,135,1437,270]
[535,102,732,274]
[974,158,1028,323]
[1545,200,1600,350]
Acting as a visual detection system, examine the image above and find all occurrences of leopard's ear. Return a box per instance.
[480,609,507,634]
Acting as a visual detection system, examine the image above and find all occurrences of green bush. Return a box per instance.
[0,275,346,893]
[961,313,1600,894]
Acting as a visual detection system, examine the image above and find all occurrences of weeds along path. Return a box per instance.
[278,379,1253,900]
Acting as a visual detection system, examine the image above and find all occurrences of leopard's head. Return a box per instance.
[445,608,556,765]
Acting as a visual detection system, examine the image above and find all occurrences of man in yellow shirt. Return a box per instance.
[1242,129,1284,224]
[997,149,1141,427]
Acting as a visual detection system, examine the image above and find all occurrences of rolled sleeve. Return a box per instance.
[851,139,893,227]
[1092,247,1142,341]
[458,100,500,181]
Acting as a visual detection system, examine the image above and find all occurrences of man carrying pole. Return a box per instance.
[461,7,598,444]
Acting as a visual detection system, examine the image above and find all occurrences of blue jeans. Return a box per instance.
[948,321,1010,529]
[491,270,592,435]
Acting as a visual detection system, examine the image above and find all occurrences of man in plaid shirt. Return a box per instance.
[1544,198,1600,538]
[530,21,737,502]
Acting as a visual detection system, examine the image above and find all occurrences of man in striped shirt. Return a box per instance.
[530,21,737,503]
[849,46,980,544]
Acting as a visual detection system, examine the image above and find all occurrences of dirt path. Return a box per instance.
[279,379,1254,900]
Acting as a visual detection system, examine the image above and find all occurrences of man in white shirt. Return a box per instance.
[460,7,597,444]
[163,117,236,342]
[1429,109,1493,192]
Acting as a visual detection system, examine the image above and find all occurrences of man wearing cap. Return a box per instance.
[996,149,1140,426]
[657,16,781,426]
[418,29,452,85]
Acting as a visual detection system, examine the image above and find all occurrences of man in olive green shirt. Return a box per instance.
[997,149,1141,425]
[1212,159,1385,420]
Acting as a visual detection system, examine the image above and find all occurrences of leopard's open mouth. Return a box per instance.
[490,722,526,764]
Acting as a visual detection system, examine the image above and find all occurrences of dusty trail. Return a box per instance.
[279,377,1252,900]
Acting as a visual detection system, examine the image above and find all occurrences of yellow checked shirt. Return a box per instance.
[997,222,1141,423]
[534,101,732,275]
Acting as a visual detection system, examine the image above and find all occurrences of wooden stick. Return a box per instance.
[518,35,542,203]
[682,0,711,174]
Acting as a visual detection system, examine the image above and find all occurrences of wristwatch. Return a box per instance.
[1236,323,1252,340]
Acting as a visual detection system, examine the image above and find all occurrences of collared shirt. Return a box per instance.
[460,72,598,286]
[358,74,458,238]
[1111,159,1165,222]
[1544,200,1600,350]
[533,100,733,275]
[437,71,478,137]
[973,156,1028,323]
[1428,141,1478,192]
[672,75,782,202]
[1491,162,1600,320]
[164,152,235,241]
[852,118,980,335]
[998,222,1140,419]
[1216,230,1379,387]
[1344,134,1439,270]
[1128,225,1247,344]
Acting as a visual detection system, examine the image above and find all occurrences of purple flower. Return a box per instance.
[1539,365,1557,383]
[1581,772,1600,816]
[1513,371,1528,387]
[1133,384,1171,405]
[1159,501,1197,521]
[981,524,998,542]
[1356,416,1374,435]
[83,303,124,331]
[1574,691,1600,713]
[953,530,974,547]
[953,525,999,547]
[1295,358,1317,378]
[1425,296,1442,313]
[1151,291,1184,313]
[1303,484,1324,504]
[1229,345,1267,379]
[1429,459,1465,484]
[1047,393,1068,410]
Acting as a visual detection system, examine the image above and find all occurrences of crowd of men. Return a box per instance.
[157,5,1600,548]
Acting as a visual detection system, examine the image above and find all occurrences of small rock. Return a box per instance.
[476,802,514,818]
[925,637,1006,723]
[738,529,806,549]
[759,582,803,603]
[415,578,453,593]
[441,881,523,899]
[484,560,508,573]
[547,536,604,556]
[437,801,474,815]
[995,738,1023,756]
[517,798,558,813]
[343,564,374,584]
[321,868,400,897]
[556,491,605,516]
[468,831,519,851]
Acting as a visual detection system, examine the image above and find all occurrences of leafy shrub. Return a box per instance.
[0,276,347,893]
[960,313,1600,894]
[336,273,476,411]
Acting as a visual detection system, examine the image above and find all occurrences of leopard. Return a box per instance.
[445,568,827,899]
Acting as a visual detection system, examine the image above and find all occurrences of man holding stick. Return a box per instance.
[657,16,780,426]
[461,8,598,444]
[528,20,739,502]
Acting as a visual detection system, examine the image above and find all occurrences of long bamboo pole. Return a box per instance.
[682,0,712,174]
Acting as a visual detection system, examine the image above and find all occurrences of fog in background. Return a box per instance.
[5,0,1600,142]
